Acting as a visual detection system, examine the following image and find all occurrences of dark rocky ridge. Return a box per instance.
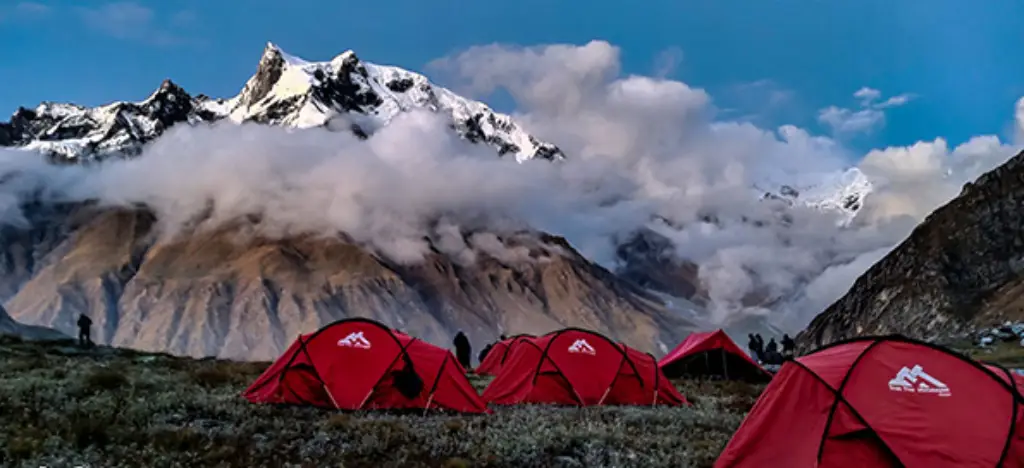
[797,148,1024,352]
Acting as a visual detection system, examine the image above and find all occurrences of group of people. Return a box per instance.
[747,333,796,365]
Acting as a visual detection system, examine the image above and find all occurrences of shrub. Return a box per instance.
[84,367,130,392]
[5,435,41,462]
[71,417,110,450]
[190,367,233,388]
[442,457,472,468]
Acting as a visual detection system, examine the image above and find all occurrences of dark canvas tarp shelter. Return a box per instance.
[242,318,490,414]
[715,335,1024,467]
[475,334,535,376]
[658,330,771,382]
[481,328,687,407]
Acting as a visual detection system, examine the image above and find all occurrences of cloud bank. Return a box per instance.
[0,40,1021,335]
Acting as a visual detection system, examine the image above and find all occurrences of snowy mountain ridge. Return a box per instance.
[0,42,564,163]
[757,167,873,225]
[0,42,871,221]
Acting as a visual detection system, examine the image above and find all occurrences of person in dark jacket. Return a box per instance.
[765,338,780,364]
[781,334,796,358]
[747,334,759,360]
[453,331,472,370]
[478,342,494,363]
[77,314,93,347]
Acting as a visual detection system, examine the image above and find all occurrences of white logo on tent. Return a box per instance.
[888,365,950,396]
[568,339,596,355]
[337,331,372,349]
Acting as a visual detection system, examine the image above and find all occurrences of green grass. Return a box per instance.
[0,339,764,468]
[958,340,1024,368]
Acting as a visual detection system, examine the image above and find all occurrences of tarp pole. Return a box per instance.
[597,386,612,405]
[422,392,435,415]
[325,384,342,409]
[357,388,374,410]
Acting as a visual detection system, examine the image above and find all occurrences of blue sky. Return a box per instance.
[2,0,1022,154]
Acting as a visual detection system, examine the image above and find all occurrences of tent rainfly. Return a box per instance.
[482,328,687,407]
[658,330,772,382]
[242,318,490,414]
[475,334,535,376]
[715,335,1024,467]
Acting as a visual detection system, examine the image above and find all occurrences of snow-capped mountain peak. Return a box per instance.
[0,42,565,163]
[758,167,874,225]
[225,43,564,162]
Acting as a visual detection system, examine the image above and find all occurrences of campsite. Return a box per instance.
[4,320,1024,467]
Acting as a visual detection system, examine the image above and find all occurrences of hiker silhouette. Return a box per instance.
[781,334,796,357]
[479,342,494,363]
[77,314,93,347]
[453,331,472,370]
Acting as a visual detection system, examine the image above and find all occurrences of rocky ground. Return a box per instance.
[0,336,763,468]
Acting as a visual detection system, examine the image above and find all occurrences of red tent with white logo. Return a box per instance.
[715,335,1024,467]
[475,334,535,376]
[242,318,490,414]
[481,328,688,407]
[658,330,772,382]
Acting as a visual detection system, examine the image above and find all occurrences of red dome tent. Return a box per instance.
[475,334,535,376]
[242,318,490,414]
[715,335,1024,467]
[658,330,771,382]
[481,328,688,407]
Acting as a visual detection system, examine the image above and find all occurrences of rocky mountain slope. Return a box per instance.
[0,201,691,360]
[0,43,563,163]
[0,304,65,340]
[797,148,1024,351]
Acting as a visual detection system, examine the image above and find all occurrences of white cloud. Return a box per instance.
[0,40,1020,337]
[819,87,916,135]
[818,106,886,135]
[1015,97,1024,144]
[853,87,882,106]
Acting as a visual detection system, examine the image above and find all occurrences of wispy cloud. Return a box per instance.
[0,1,51,22]
[717,79,796,125]
[77,2,198,47]
[819,87,916,135]
[16,2,50,15]
[652,46,684,78]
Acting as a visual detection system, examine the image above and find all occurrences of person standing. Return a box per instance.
[77,314,93,347]
[453,331,472,370]
[781,334,796,358]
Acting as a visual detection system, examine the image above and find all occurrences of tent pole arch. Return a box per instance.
[814,339,886,462]
[787,360,902,465]
[806,334,1024,401]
